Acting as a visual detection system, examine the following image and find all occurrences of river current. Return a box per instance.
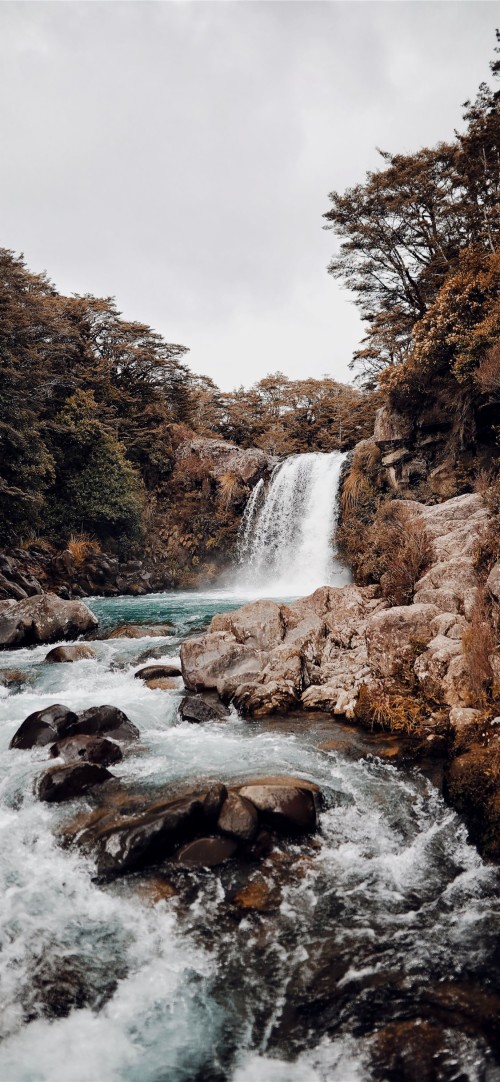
[1,590,500,1082]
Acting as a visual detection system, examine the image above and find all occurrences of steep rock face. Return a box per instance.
[175,438,276,487]
[181,491,496,718]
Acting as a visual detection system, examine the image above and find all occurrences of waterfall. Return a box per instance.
[235,451,350,597]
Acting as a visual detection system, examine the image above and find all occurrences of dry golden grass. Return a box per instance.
[217,471,240,509]
[67,534,101,564]
[475,344,500,396]
[462,588,495,708]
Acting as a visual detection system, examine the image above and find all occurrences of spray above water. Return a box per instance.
[236,451,350,596]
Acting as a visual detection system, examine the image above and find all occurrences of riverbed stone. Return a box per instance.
[50,734,123,767]
[203,783,228,824]
[37,762,113,802]
[45,644,97,663]
[104,624,173,639]
[175,836,239,868]
[217,792,259,842]
[135,663,182,680]
[179,696,230,723]
[90,795,205,876]
[238,783,317,834]
[63,705,140,743]
[10,704,78,749]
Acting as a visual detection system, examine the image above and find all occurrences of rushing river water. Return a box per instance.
[1,590,500,1082]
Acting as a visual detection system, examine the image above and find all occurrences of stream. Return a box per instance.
[1,590,500,1082]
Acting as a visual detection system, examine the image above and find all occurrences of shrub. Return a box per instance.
[67,534,101,564]
[462,588,496,707]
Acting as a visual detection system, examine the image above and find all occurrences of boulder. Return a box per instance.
[203,783,228,825]
[181,631,263,692]
[135,664,182,681]
[448,708,483,754]
[210,600,288,651]
[238,783,317,834]
[50,734,123,767]
[104,624,172,639]
[179,696,230,724]
[217,793,259,842]
[486,561,500,602]
[414,557,478,615]
[63,705,140,743]
[143,678,179,691]
[37,762,113,803]
[175,836,239,868]
[365,603,439,677]
[232,878,281,912]
[10,704,78,749]
[90,796,204,876]
[0,594,98,648]
[231,679,299,717]
[443,741,500,859]
[45,644,97,664]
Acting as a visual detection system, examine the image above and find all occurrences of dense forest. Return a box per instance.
[0,250,375,559]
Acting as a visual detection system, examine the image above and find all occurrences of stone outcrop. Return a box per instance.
[181,492,497,720]
[10,703,139,751]
[0,593,98,648]
[175,438,276,487]
[45,645,97,663]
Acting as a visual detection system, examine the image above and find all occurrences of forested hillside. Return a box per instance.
[327,35,500,580]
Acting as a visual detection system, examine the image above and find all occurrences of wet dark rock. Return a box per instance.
[104,624,173,640]
[175,836,239,868]
[217,793,259,842]
[244,828,274,861]
[45,644,97,663]
[370,1019,458,1082]
[232,877,281,912]
[25,952,123,1021]
[137,644,172,663]
[443,741,500,860]
[0,593,98,648]
[203,783,228,825]
[64,705,140,743]
[0,573,28,600]
[0,668,34,690]
[37,762,113,802]
[90,795,204,876]
[238,783,317,834]
[10,704,78,749]
[135,663,182,681]
[179,696,230,724]
[50,734,123,767]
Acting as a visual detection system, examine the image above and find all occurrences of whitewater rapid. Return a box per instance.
[236,451,350,596]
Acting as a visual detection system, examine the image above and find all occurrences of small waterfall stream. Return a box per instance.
[236,451,350,596]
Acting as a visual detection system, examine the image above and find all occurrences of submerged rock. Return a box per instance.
[50,734,123,767]
[37,762,113,802]
[135,663,182,680]
[175,836,238,868]
[45,644,97,663]
[104,624,173,639]
[0,593,98,648]
[179,696,230,723]
[10,704,78,749]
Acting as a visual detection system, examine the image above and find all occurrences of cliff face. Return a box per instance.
[373,386,498,501]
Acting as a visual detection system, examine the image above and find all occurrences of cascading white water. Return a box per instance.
[236,451,350,596]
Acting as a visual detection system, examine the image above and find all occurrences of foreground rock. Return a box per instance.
[50,735,123,767]
[0,593,98,648]
[71,774,321,877]
[135,663,182,681]
[38,763,113,803]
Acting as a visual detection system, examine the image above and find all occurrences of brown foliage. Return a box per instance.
[462,588,496,707]
[67,534,101,564]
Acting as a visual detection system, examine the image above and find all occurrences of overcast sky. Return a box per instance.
[0,2,497,389]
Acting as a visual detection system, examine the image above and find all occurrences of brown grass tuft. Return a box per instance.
[67,533,101,564]
[462,588,496,708]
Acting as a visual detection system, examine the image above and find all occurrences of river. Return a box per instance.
[0,589,499,1082]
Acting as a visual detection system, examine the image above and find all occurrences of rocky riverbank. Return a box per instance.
[181,491,500,858]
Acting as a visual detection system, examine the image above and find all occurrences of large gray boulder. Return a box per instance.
[0,593,98,648]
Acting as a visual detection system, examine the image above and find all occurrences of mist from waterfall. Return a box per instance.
[235,451,350,597]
